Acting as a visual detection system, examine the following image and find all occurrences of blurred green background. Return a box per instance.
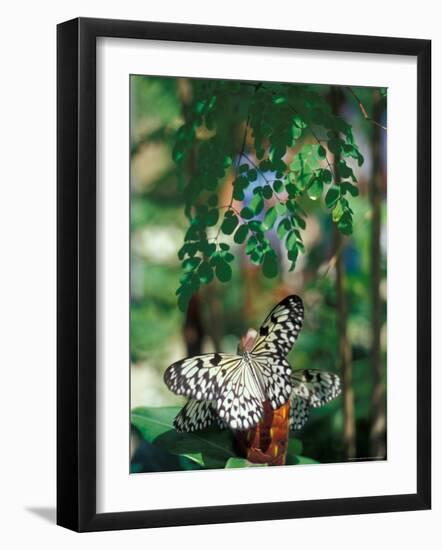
[129,75,387,472]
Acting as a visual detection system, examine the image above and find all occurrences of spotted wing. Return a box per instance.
[256,355,293,410]
[291,369,341,408]
[213,358,267,430]
[164,353,242,401]
[251,295,304,357]
[174,399,219,432]
[289,397,310,431]
[165,353,266,430]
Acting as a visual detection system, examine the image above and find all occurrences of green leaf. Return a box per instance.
[225,458,268,468]
[327,136,342,155]
[240,207,254,220]
[233,224,249,244]
[198,261,214,284]
[285,182,297,197]
[342,181,359,197]
[182,257,201,272]
[308,177,323,201]
[245,235,258,254]
[294,213,306,229]
[262,207,277,231]
[154,430,236,468]
[342,143,364,166]
[287,247,299,262]
[262,251,278,278]
[337,211,353,235]
[325,185,340,208]
[234,175,249,189]
[200,241,216,257]
[248,168,258,181]
[248,220,264,234]
[132,407,237,468]
[249,193,264,215]
[319,168,332,184]
[337,160,355,181]
[318,145,326,158]
[233,186,245,201]
[286,230,298,252]
[178,242,197,260]
[131,406,179,442]
[177,288,191,312]
[332,200,344,222]
[205,208,219,227]
[293,114,306,129]
[250,248,263,265]
[262,185,273,199]
[275,202,287,216]
[273,95,287,105]
[215,259,232,283]
[273,180,283,193]
[293,455,319,465]
[220,213,239,235]
[276,218,291,240]
[287,437,303,457]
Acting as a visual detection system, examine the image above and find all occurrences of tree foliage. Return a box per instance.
[173,80,364,311]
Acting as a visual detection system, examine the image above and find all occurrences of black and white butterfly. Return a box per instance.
[164,295,304,431]
[173,369,341,433]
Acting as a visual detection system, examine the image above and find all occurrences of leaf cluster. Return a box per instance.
[174,80,364,310]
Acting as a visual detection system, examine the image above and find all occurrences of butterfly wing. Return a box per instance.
[213,358,267,430]
[165,353,266,430]
[174,399,218,432]
[291,369,341,408]
[164,353,242,401]
[251,295,304,358]
[255,355,293,409]
[289,397,310,431]
[289,370,341,431]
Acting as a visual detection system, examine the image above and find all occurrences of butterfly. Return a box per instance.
[164,295,304,431]
[173,369,341,432]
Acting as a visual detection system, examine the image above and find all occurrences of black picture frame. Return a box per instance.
[57,17,431,532]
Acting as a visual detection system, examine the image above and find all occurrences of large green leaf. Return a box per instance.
[287,437,303,457]
[131,406,180,442]
[131,407,238,469]
[153,428,237,469]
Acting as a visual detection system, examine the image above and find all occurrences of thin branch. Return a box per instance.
[240,152,285,203]
[346,86,387,131]
[240,153,271,184]
[213,115,250,241]
[305,122,336,176]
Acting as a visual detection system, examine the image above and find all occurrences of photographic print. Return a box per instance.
[129,75,387,473]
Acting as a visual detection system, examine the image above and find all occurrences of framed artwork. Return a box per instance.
[57,17,431,531]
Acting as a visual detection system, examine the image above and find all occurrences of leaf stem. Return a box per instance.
[346,86,387,131]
